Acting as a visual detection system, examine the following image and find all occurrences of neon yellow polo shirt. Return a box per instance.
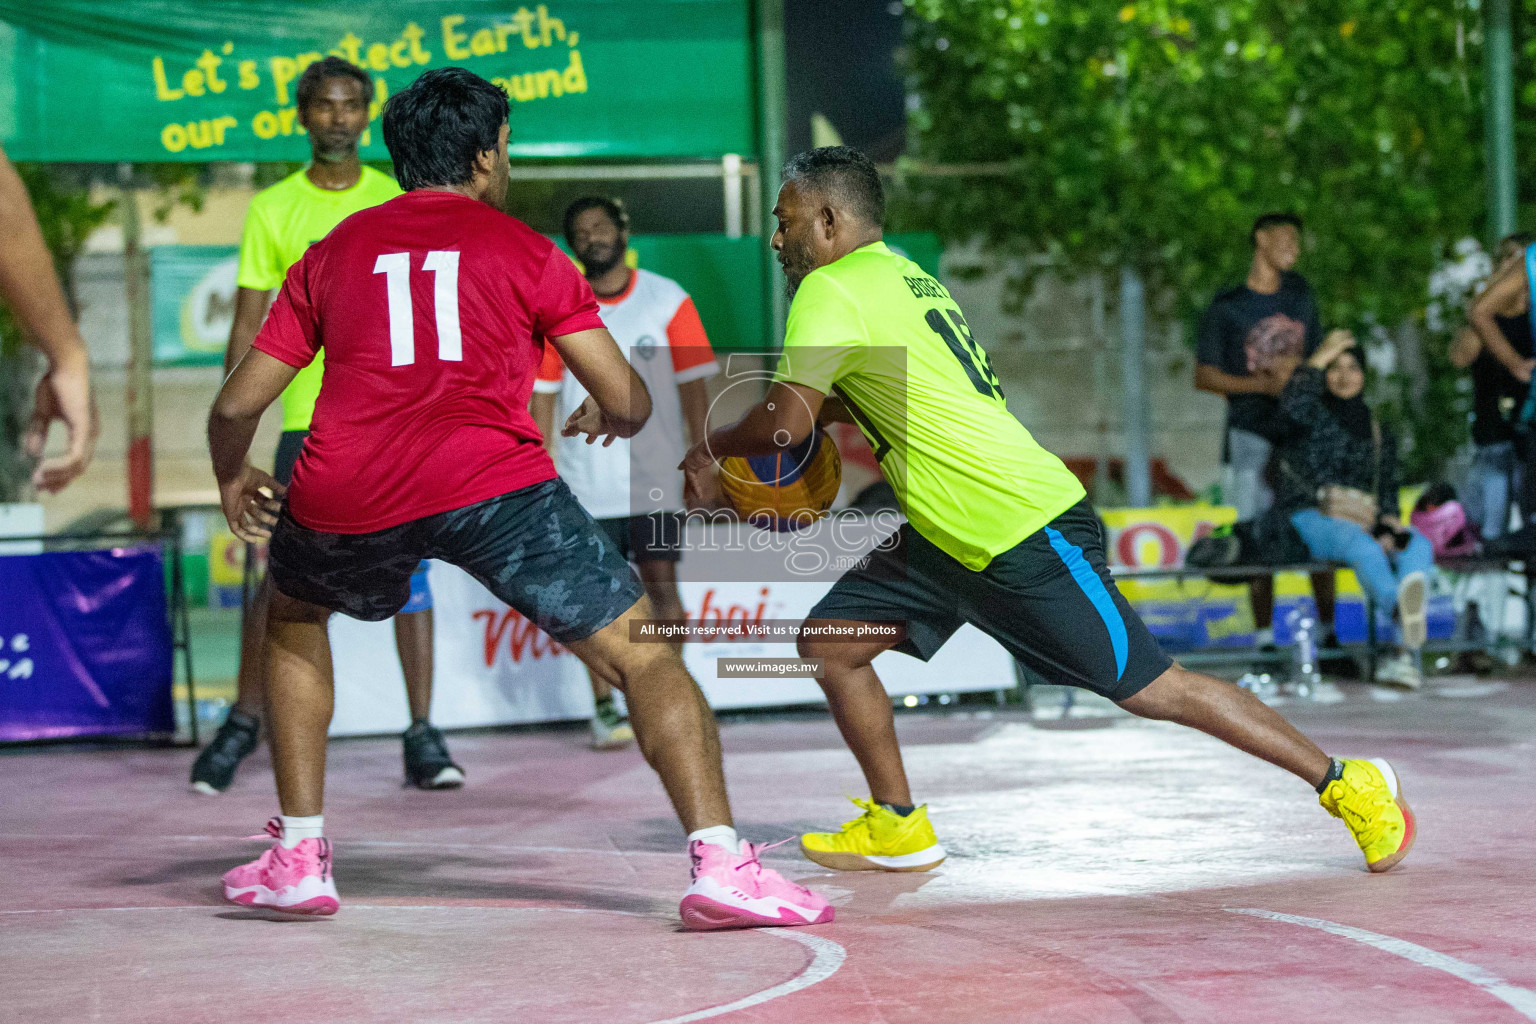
[236,166,401,430]
[778,241,1085,570]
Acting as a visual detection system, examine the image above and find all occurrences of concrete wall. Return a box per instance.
[940,242,1227,500]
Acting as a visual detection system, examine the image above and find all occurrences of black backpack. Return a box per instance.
[1186,508,1311,575]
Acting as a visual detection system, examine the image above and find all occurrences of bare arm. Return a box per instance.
[676,376,722,508]
[817,393,854,426]
[208,348,298,541]
[679,381,825,504]
[1470,263,1534,382]
[223,286,274,376]
[702,381,824,456]
[530,390,558,456]
[550,327,652,443]
[678,377,711,445]
[1449,325,1482,369]
[1306,328,1356,370]
[0,144,98,492]
[0,146,85,361]
[1194,363,1286,398]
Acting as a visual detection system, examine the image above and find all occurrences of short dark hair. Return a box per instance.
[1251,211,1303,246]
[382,67,509,191]
[563,196,629,247]
[782,146,885,227]
[1499,231,1534,251]
[295,56,373,113]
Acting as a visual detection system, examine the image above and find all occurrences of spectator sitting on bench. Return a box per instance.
[1275,329,1432,690]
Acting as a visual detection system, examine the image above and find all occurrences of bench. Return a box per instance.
[1107,557,1536,687]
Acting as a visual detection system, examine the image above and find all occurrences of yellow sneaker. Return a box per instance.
[800,797,947,872]
[1318,758,1416,873]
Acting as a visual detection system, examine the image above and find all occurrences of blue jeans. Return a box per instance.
[1225,428,1275,520]
[1463,440,1521,541]
[1290,509,1433,613]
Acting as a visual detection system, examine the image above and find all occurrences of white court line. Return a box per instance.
[644,930,846,1024]
[1230,909,1536,1020]
[0,904,847,1021]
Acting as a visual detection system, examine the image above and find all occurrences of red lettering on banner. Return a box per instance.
[688,587,770,642]
[472,609,564,666]
[1116,523,1180,567]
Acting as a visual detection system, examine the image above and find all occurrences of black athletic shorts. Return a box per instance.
[274,428,433,611]
[808,499,1171,702]
[596,511,686,564]
[267,477,644,643]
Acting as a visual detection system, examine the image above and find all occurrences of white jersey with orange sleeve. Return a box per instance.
[535,267,719,518]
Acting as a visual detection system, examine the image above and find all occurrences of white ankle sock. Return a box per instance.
[1255,626,1275,646]
[280,814,323,849]
[686,825,741,854]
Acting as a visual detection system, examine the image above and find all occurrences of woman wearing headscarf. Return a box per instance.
[1275,329,1432,688]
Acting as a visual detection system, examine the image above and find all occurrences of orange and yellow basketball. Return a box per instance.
[718,430,842,532]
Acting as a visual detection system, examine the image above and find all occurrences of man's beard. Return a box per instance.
[579,244,625,278]
[312,133,360,162]
[779,238,813,300]
[780,258,810,300]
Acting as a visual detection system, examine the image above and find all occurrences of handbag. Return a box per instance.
[1410,499,1479,558]
[1317,420,1382,530]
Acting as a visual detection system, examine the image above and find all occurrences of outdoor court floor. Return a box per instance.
[4,677,1535,1023]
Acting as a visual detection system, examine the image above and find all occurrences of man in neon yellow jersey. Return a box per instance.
[682,146,1416,878]
[192,56,463,795]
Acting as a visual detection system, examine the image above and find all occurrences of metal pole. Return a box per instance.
[755,0,788,348]
[1090,271,1112,503]
[1120,265,1151,507]
[120,165,154,529]
[723,153,743,239]
[1486,0,1517,241]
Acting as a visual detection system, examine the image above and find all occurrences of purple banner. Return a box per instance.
[0,547,174,741]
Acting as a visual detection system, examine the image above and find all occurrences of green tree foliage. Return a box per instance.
[898,0,1491,480]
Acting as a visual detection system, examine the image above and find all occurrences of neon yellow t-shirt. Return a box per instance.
[236,166,402,430]
[779,241,1086,570]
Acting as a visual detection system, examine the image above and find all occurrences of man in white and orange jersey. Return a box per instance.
[532,197,719,749]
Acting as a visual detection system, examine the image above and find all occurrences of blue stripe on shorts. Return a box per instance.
[1044,526,1127,681]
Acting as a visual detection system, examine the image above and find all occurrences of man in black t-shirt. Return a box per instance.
[1196,212,1334,649]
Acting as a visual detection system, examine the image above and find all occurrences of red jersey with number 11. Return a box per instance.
[252,190,605,534]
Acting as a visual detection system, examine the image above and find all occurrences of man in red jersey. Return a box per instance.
[207,68,831,931]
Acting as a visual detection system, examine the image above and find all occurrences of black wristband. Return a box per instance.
[1315,757,1345,794]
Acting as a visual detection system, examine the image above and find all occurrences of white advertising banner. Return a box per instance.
[329,560,1016,737]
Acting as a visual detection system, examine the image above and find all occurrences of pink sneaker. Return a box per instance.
[679,839,834,931]
[222,818,339,916]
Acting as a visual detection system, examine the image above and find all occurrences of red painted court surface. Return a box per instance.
[4,679,1535,1023]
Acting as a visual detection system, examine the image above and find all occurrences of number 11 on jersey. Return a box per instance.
[374,251,462,366]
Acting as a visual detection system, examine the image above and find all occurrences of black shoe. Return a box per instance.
[1251,642,1283,675]
[190,708,260,795]
[1318,632,1361,679]
[403,721,465,790]
[1453,649,1497,676]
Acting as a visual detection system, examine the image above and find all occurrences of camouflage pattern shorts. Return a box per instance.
[268,478,645,644]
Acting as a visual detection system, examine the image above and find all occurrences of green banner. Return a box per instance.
[0,1,753,162]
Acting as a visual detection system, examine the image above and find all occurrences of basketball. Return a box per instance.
[717,429,842,532]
